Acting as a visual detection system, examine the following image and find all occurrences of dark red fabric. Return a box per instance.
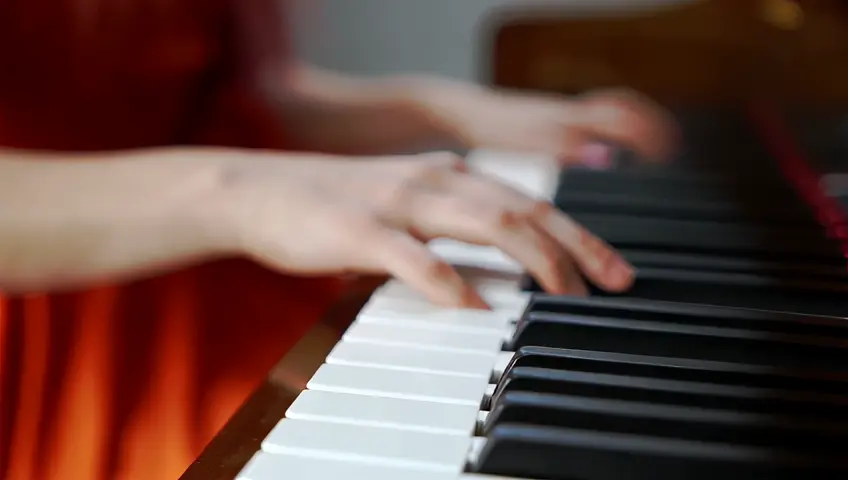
[0,1,343,479]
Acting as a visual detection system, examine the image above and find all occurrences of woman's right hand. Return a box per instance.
[205,150,635,308]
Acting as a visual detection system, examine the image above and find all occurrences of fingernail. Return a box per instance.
[580,142,614,169]
[609,260,636,289]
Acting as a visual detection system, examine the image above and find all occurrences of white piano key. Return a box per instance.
[358,307,514,333]
[286,390,479,435]
[238,452,530,480]
[307,364,491,405]
[465,149,559,200]
[377,275,521,297]
[327,341,498,378]
[375,279,530,309]
[429,239,523,273]
[343,322,505,354]
[237,153,549,480]
[261,419,471,472]
[237,452,453,480]
[362,292,529,318]
[491,352,515,379]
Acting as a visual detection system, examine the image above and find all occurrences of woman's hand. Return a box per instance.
[0,147,632,302]
[209,150,635,308]
[417,82,679,167]
[263,66,677,161]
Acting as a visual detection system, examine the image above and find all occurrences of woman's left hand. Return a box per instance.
[419,81,679,168]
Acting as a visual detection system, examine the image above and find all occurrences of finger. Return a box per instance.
[568,89,679,161]
[360,225,489,309]
[397,171,589,295]
[543,211,635,292]
[577,142,616,170]
[447,173,634,292]
[396,189,586,296]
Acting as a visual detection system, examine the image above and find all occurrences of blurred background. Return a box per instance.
[291,0,695,81]
[291,0,521,81]
[289,0,848,177]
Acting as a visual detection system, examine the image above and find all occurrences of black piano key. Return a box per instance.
[505,346,848,397]
[588,268,848,316]
[525,295,848,340]
[556,189,817,225]
[570,213,838,258]
[489,367,848,421]
[508,310,848,367]
[473,423,848,480]
[483,392,848,453]
[520,268,848,315]
[520,251,847,292]
[555,168,799,202]
[484,106,848,480]
[617,249,847,279]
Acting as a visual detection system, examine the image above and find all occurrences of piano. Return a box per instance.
[181,1,848,479]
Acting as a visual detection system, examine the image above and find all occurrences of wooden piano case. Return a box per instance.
[488,0,848,106]
[487,0,848,173]
[180,1,848,478]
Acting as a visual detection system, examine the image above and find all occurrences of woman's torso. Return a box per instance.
[0,1,342,479]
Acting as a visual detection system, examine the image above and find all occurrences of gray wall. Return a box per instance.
[291,0,508,81]
[291,0,696,82]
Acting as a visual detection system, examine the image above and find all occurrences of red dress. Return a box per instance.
[0,1,343,479]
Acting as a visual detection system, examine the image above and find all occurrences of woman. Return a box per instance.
[0,1,676,479]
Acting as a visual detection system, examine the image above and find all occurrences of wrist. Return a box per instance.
[396,77,485,150]
[147,147,246,259]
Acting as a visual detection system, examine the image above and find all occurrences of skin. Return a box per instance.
[0,80,676,308]
[0,1,678,306]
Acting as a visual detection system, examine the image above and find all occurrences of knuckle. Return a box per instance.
[498,208,528,229]
[482,198,552,232]
[419,256,456,282]
[411,163,452,184]
[595,103,635,127]
[383,181,416,211]
[529,200,555,220]
[381,170,437,211]
[420,151,464,169]
[339,211,381,235]
[394,159,457,196]
[577,95,642,125]
[481,206,529,232]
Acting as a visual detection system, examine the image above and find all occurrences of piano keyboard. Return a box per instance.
[236,130,848,480]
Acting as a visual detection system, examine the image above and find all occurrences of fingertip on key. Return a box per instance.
[607,261,636,292]
[579,143,614,170]
[462,287,492,310]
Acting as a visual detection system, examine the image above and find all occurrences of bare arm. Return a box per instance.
[235,2,676,160]
[0,148,228,292]
[0,144,639,305]
[261,66,451,154]
[234,0,453,154]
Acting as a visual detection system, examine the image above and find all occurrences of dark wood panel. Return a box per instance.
[490,0,848,105]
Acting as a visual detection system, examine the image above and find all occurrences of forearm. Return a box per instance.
[263,66,459,154]
[0,148,228,293]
